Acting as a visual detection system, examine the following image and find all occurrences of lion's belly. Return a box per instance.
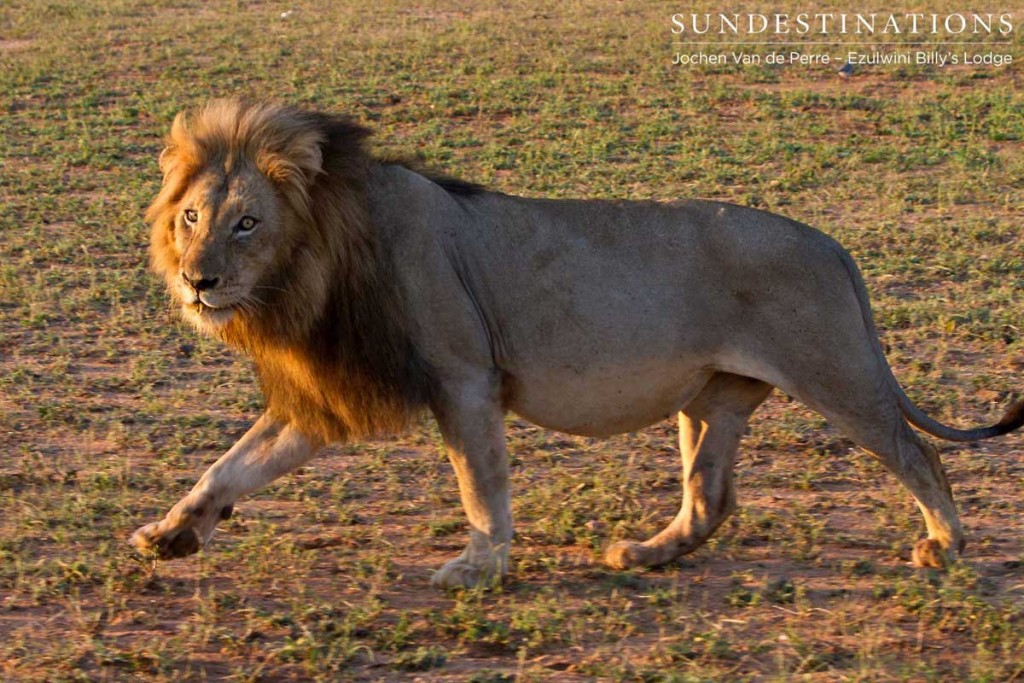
[503,360,712,437]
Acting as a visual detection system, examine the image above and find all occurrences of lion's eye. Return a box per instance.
[183,209,198,224]
[234,216,259,235]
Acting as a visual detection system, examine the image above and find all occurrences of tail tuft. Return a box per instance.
[994,397,1024,435]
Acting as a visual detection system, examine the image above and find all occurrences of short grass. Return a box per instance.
[1,1,1023,680]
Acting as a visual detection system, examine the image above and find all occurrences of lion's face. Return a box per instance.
[164,164,285,334]
[148,101,341,339]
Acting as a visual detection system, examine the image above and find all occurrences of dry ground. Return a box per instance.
[1,1,1023,680]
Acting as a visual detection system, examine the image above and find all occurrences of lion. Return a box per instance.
[132,100,1024,588]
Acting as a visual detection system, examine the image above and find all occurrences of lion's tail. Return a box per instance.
[898,391,1024,442]
[836,248,1024,443]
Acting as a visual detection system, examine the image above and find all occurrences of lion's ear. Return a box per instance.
[286,128,326,185]
[258,127,321,185]
[158,111,194,181]
[157,145,176,178]
[256,128,326,220]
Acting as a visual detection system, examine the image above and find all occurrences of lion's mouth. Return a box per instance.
[186,301,237,326]
[191,300,231,311]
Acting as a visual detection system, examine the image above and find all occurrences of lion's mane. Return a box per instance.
[146,101,434,443]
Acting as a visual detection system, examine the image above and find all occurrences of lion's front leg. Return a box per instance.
[132,414,320,559]
[430,375,513,590]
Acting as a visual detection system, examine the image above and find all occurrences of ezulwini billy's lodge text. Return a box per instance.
[846,50,1012,67]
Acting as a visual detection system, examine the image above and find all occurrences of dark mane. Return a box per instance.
[429,174,487,196]
[377,153,487,196]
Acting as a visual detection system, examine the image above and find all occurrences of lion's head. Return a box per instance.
[145,100,430,442]
[145,100,371,340]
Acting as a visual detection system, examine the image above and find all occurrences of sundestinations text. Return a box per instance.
[670,12,1014,36]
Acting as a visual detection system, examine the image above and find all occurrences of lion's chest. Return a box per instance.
[254,348,353,441]
[252,343,422,443]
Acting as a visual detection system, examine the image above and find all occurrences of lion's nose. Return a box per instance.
[181,272,220,292]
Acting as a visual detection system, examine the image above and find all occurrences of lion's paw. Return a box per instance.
[431,557,503,590]
[604,541,651,570]
[912,538,955,569]
[131,521,202,559]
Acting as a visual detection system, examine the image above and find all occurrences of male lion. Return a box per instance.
[133,100,1023,588]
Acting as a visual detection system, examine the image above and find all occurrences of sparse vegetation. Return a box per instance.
[1,0,1022,680]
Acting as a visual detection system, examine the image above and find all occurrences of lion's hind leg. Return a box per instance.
[832,414,963,569]
[605,373,771,570]
[777,369,964,569]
